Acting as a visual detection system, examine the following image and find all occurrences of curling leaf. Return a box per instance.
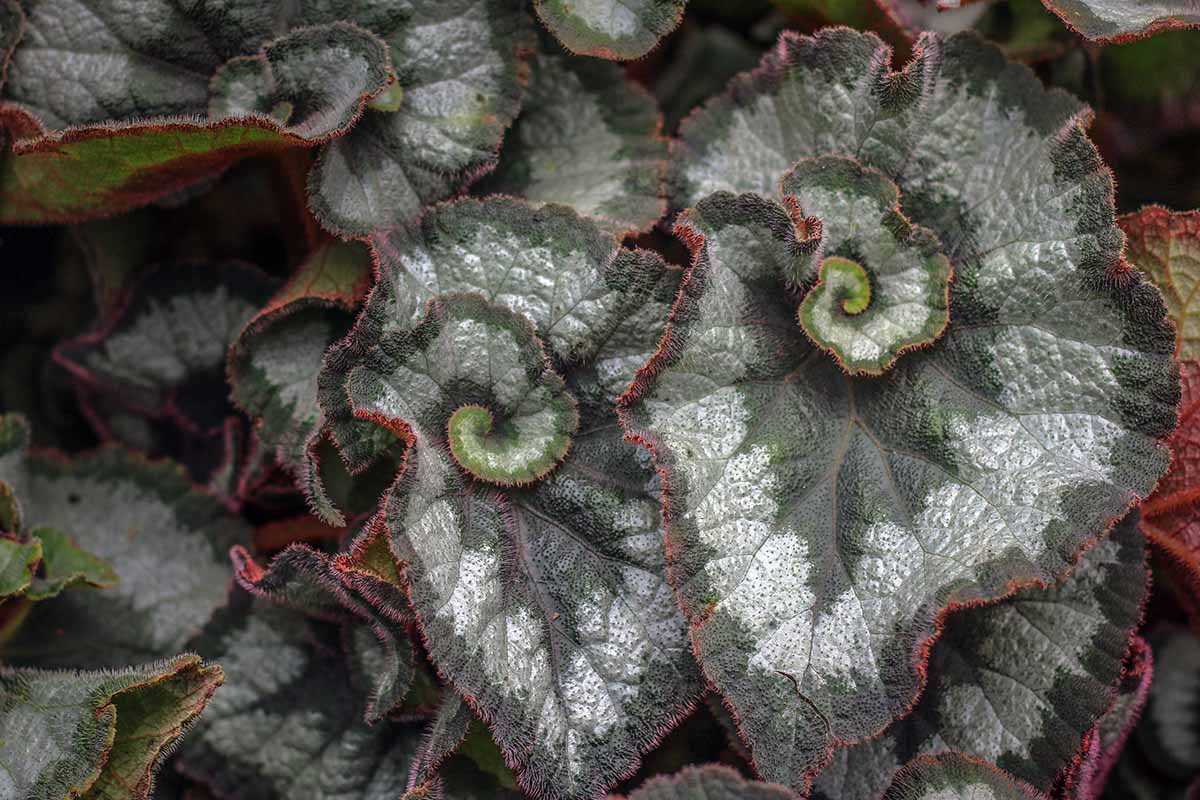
[228,239,372,497]
[0,0,531,234]
[1039,0,1200,42]
[0,654,223,800]
[407,692,476,795]
[229,525,415,724]
[811,515,1149,799]
[0,13,393,223]
[784,157,952,374]
[534,0,687,59]
[881,754,1043,800]
[0,414,248,667]
[626,28,1178,793]
[58,263,277,435]
[617,764,794,799]
[179,599,417,799]
[479,47,667,236]
[363,196,678,416]
[306,0,532,236]
[322,197,701,799]
[23,527,119,601]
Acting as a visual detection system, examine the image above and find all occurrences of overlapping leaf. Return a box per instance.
[783,156,952,374]
[228,239,372,499]
[0,654,223,800]
[1124,208,1200,361]
[1039,0,1200,42]
[534,0,687,59]
[320,197,701,799]
[59,263,276,435]
[308,0,532,236]
[0,414,248,667]
[479,47,667,236]
[881,754,1042,800]
[179,598,419,799]
[229,523,415,724]
[0,0,531,233]
[810,515,1148,799]
[1099,627,1200,798]
[0,10,392,223]
[406,692,527,798]
[615,765,794,799]
[0,527,118,602]
[1132,628,1200,784]
[1121,207,1200,615]
[626,28,1179,793]
[1063,637,1154,799]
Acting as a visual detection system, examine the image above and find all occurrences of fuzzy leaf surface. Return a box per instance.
[0,414,248,667]
[230,527,414,724]
[306,0,532,235]
[228,240,371,489]
[811,516,1148,799]
[1,0,531,233]
[1063,636,1154,800]
[1133,627,1200,782]
[617,765,794,799]
[629,28,1178,792]
[59,263,276,434]
[324,197,701,799]
[1039,0,1200,41]
[479,47,667,236]
[534,0,686,59]
[784,156,952,374]
[0,654,223,800]
[364,197,677,419]
[179,599,417,800]
[0,11,393,223]
[881,754,1042,800]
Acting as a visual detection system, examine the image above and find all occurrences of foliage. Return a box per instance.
[1,2,1199,800]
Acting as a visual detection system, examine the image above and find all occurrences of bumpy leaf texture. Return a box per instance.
[624,28,1178,793]
[614,764,794,799]
[1039,0,1200,42]
[319,197,701,799]
[0,654,223,800]
[58,263,277,435]
[478,46,668,237]
[810,515,1148,800]
[534,0,686,59]
[0,414,248,667]
[1121,207,1200,615]
[880,754,1042,800]
[0,0,530,233]
[179,598,420,800]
